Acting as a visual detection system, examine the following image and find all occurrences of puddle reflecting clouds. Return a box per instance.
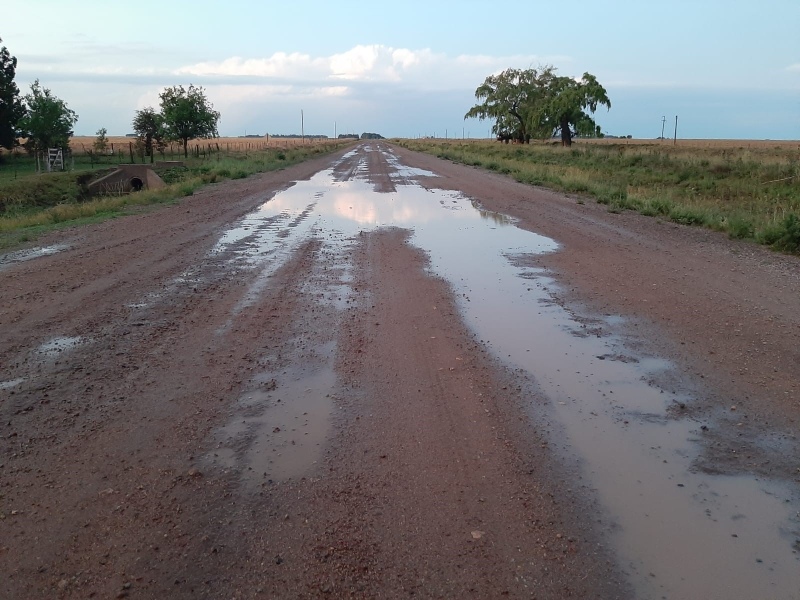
[208,144,799,598]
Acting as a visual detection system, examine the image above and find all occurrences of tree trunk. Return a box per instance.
[183,138,188,158]
[560,116,572,147]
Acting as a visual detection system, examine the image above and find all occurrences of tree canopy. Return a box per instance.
[0,37,25,150]
[93,127,109,154]
[159,85,219,158]
[132,107,165,163]
[465,66,610,146]
[19,79,78,155]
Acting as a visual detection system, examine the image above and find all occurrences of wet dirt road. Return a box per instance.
[1,143,798,599]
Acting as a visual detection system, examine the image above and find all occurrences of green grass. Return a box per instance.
[396,139,800,254]
[0,143,351,249]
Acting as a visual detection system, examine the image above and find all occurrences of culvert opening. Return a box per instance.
[130,177,144,192]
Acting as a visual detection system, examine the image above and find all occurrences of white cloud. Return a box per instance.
[173,44,557,90]
[787,63,800,72]
[176,53,328,79]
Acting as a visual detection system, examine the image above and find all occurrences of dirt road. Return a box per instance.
[1,143,798,599]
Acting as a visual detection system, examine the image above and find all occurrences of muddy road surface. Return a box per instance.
[1,143,798,599]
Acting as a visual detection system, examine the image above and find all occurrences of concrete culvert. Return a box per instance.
[86,164,169,196]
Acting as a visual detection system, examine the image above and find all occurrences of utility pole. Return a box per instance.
[334,121,337,140]
[661,116,666,140]
[673,115,678,146]
[301,109,305,144]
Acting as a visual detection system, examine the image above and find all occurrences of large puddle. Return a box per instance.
[208,144,799,598]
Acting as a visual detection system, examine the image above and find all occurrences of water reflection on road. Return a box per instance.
[209,143,799,599]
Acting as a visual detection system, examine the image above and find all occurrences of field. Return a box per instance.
[0,136,350,248]
[395,138,800,252]
[69,135,330,155]
[0,136,341,179]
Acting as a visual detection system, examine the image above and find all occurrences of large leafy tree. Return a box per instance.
[132,107,165,163]
[19,79,78,156]
[533,72,610,146]
[464,68,549,143]
[465,66,610,147]
[0,37,25,151]
[159,85,219,158]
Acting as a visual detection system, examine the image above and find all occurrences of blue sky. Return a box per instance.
[3,0,798,139]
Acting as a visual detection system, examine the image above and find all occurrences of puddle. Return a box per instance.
[0,244,70,272]
[207,344,337,484]
[207,143,799,597]
[0,378,25,391]
[35,336,86,356]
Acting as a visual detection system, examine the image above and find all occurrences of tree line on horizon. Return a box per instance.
[465,65,610,146]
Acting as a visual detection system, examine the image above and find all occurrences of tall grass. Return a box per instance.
[0,143,351,248]
[397,139,800,253]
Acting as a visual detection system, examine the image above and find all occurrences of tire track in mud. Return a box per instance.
[214,228,628,599]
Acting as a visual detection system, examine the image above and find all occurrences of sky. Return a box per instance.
[2,0,798,139]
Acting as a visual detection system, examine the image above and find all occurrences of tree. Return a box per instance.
[532,72,610,146]
[159,85,219,158]
[19,79,78,157]
[0,37,25,151]
[465,66,610,147]
[132,107,165,163]
[464,68,549,143]
[93,127,108,154]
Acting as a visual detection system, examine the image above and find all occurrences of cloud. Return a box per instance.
[16,43,571,100]
[174,44,557,90]
[787,63,800,72]
[176,53,329,80]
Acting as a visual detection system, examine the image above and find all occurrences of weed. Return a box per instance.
[669,206,708,226]
[726,215,755,239]
[759,213,800,251]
